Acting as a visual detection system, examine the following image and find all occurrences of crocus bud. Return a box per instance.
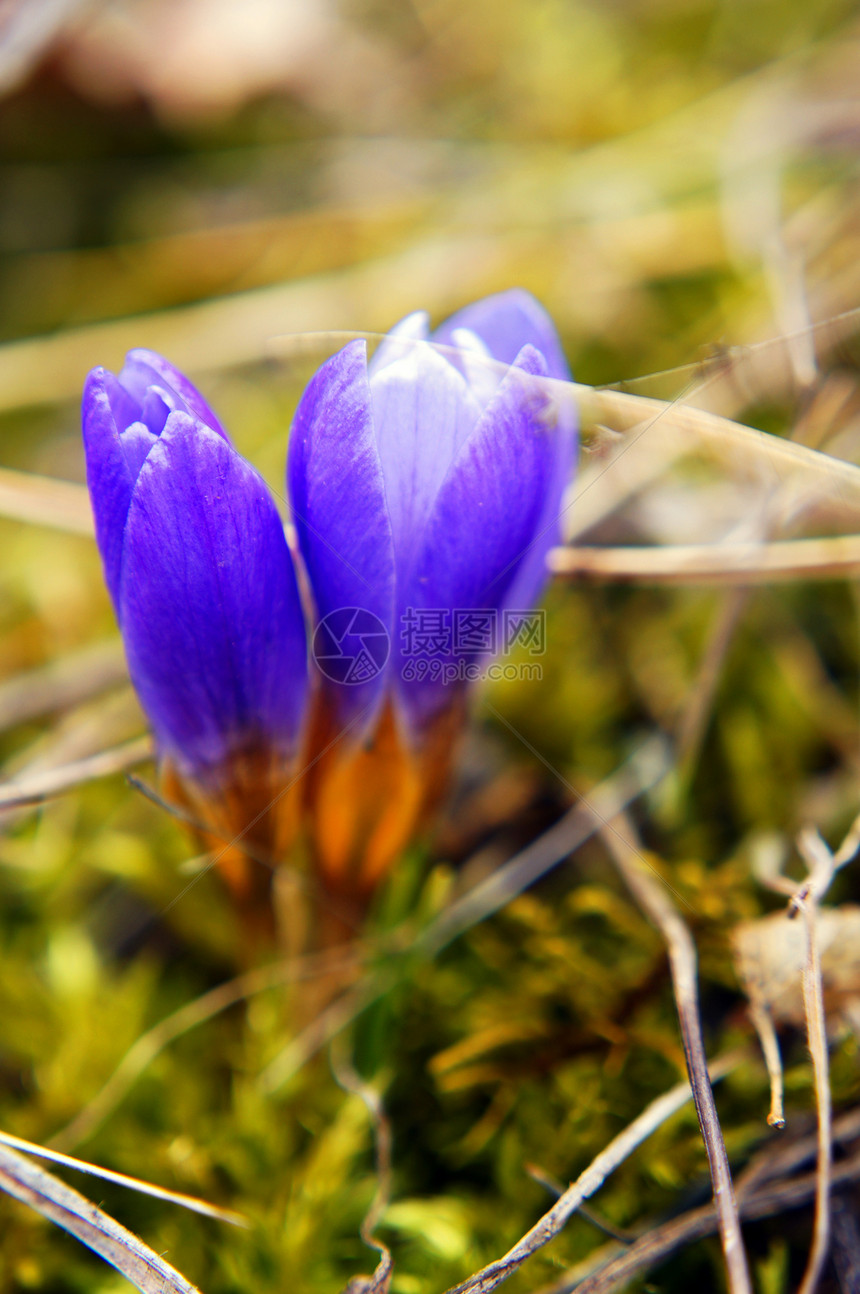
[82,350,308,909]
[288,290,575,909]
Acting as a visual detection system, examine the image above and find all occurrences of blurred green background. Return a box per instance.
[0,0,859,1290]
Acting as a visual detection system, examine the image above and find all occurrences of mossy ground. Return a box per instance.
[1,1,859,1290]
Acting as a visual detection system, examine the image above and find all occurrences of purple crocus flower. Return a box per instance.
[82,350,308,902]
[288,289,574,902]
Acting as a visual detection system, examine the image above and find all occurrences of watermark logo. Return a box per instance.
[400,608,546,660]
[312,607,546,686]
[501,609,546,656]
[400,657,544,684]
[312,607,390,685]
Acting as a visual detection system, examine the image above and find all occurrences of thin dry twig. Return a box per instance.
[596,812,752,1294]
[753,813,860,1294]
[331,1039,393,1294]
[0,1143,202,1294]
[524,1166,637,1245]
[744,1106,860,1194]
[747,999,786,1130]
[793,875,832,1294]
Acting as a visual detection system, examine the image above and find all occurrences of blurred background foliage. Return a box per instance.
[0,0,860,1291]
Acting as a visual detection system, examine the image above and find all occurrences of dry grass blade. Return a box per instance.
[0,235,519,413]
[0,734,152,808]
[548,535,860,584]
[0,639,127,732]
[441,1052,742,1294]
[568,380,860,537]
[0,1143,202,1294]
[550,1109,860,1294]
[7,363,860,567]
[0,466,92,535]
[596,812,751,1294]
[0,1129,246,1226]
[546,1151,860,1294]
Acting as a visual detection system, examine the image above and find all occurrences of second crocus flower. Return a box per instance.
[288,289,575,908]
[83,349,308,910]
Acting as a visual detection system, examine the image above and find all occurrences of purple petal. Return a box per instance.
[370,342,482,586]
[140,387,171,435]
[444,327,502,406]
[82,368,152,610]
[103,370,140,432]
[288,340,395,730]
[122,349,230,441]
[432,288,571,381]
[368,311,430,376]
[496,386,576,617]
[396,345,565,731]
[119,413,307,777]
